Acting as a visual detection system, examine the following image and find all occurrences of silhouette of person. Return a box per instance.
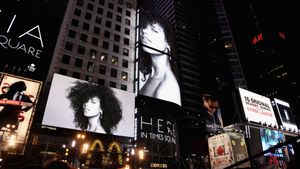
[67,81,122,134]
[0,81,33,128]
[138,10,181,106]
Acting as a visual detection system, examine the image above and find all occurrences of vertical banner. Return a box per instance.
[136,95,180,168]
[0,72,42,151]
[137,10,181,106]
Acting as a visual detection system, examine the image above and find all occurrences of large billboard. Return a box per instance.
[42,74,135,138]
[0,0,67,81]
[0,73,42,150]
[137,10,181,106]
[238,87,278,127]
[135,95,180,168]
[272,98,298,131]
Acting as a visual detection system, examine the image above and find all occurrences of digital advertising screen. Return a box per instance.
[238,87,278,127]
[42,73,135,138]
[273,98,298,131]
[136,10,181,106]
[0,0,68,81]
[135,95,180,167]
[0,73,42,147]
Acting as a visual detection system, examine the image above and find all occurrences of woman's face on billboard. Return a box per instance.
[140,22,168,54]
[83,96,102,117]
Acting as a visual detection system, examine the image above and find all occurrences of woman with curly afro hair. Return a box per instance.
[67,81,122,134]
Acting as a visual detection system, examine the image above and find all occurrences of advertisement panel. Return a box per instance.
[42,74,135,138]
[0,73,42,148]
[0,0,67,81]
[135,95,180,168]
[238,87,278,127]
[273,98,298,131]
[208,133,234,169]
[137,10,181,106]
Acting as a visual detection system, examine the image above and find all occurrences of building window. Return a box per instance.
[80,33,88,42]
[97,78,105,85]
[59,68,67,75]
[99,65,106,74]
[121,71,128,81]
[105,20,111,28]
[122,59,128,68]
[123,48,129,56]
[117,7,122,13]
[61,54,71,64]
[75,58,83,68]
[116,15,122,22]
[121,84,127,91]
[85,12,92,20]
[124,28,130,35]
[99,0,105,5]
[111,56,118,66]
[85,75,93,82]
[93,26,100,34]
[102,41,109,50]
[126,2,132,8]
[77,45,86,55]
[108,3,114,9]
[82,22,90,31]
[110,81,116,88]
[118,0,123,5]
[72,72,81,78]
[68,29,76,38]
[71,18,79,27]
[124,38,129,45]
[107,11,113,18]
[95,16,102,24]
[74,8,81,16]
[89,49,97,59]
[77,0,83,6]
[87,3,94,10]
[111,68,117,78]
[97,7,103,14]
[100,52,108,62]
[104,30,110,38]
[113,45,119,53]
[92,37,99,46]
[87,62,95,72]
[125,19,130,26]
[126,10,131,17]
[114,34,120,42]
[115,24,121,32]
[65,41,73,51]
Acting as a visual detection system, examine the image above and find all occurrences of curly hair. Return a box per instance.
[138,10,177,81]
[66,81,122,134]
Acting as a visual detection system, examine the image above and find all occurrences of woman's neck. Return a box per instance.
[150,54,171,78]
[88,115,101,131]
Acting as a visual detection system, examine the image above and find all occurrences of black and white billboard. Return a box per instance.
[137,10,181,106]
[42,74,135,138]
[273,98,298,131]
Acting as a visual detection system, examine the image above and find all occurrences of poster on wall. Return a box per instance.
[0,72,42,146]
[42,73,135,138]
[273,98,298,131]
[137,10,181,106]
[238,87,278,127]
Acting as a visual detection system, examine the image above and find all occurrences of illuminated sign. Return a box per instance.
[150,163,168,168]
[0,72,42,152]
[42,74,135,138]
[238,88,278,127]
[273,98,298,131]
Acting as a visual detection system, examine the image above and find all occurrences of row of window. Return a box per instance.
[58,68,128,91]
[79,0,132,10]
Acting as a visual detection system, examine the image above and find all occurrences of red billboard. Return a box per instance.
[42,73,135,138]
[0,72,42,152]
